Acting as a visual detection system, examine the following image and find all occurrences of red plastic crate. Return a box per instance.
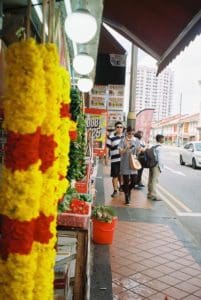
[57,204,91,229]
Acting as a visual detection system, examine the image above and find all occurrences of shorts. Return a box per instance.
[111,161,120,178]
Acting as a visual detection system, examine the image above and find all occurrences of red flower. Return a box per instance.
[4,128,41,171]
[60,104,70,118]
[69,130,77,141]
[34,213,54,243]
[0,215,35,259]
[0,213,55,260]
[39,134,57,172]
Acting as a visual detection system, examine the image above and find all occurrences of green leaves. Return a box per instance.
[92,205,116,223]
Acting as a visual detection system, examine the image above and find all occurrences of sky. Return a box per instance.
[104,24,201,116]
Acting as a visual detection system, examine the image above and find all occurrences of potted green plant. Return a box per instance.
[92,205,117,244]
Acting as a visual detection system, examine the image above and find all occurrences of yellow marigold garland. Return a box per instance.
[0,38,71,300]
[3,39,46,134]
[0,162,42,221]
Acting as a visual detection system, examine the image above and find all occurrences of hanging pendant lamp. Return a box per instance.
[65,9,97,44]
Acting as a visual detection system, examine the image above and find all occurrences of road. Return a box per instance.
[143,145,201,247]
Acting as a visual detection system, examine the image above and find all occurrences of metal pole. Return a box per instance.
[127,44,138,130]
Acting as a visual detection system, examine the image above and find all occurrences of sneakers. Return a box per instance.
[125,202,130,206]
[138,183,145,187]
[111,190,118,197]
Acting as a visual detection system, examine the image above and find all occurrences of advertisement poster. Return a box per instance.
[85,108,108,157]
[107,84,124,111]
[107,111,125,129]
[89,85,107,109]
[136,108,154,143]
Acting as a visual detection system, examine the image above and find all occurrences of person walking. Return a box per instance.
[147,134,165,201]
[119,127,140,205]
[106,121,124,197]
[134,130,146,188]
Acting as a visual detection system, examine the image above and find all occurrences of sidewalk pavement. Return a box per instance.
[90,161,201,300]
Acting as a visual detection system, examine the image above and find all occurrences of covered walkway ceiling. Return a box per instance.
[103,0,201,73]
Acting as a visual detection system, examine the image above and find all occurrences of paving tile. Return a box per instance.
[164,261,185,271]
[127,253,146,262]
[144,279,171,291]
[176,258,194,267]
[160,253,181,261]
[191,262,201,271]
[112,272,123,281]
[129,272,153,284]
[139,258,160,268]
[115,290,145,299]
[141,268,164,279]
[180,267,201,277]
[159,275,182,286]
[138,251,155,258]
[131,284,157,297]
[117,266,136,277]
[148,292,175,300]
[128,262,148,272]
[113,277,140,289]
[115,257,134,266]
[175,281,200,293]
[193,289,201,297]
[163,286,189,299]
[112,282,126,295]
[109,219,201,300]
[169,270,192,281]
[182,295,201,300]
[153,264,174,275]
[187,277,201,287]
[151,256,169,264]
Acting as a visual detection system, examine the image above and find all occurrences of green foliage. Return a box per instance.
[67,87,87,181]
[67,113,86,181]
[92,205,116,223]
[70,88,82,121]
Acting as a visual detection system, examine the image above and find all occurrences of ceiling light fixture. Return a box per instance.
[73,53,94,75]
[77,77,93,93]
[65,9,97,44]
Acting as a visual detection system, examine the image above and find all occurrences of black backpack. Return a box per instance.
[138,145,160,168]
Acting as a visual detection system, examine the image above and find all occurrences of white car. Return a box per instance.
[180,141,201,169]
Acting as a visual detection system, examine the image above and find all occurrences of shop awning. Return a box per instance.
[103,0,201,73]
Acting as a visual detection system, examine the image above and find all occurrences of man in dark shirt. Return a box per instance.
[106,122,124,197]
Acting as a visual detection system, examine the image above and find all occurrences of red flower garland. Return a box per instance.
[39,135,57,173]
[60,103,71,118]
[5,128,41,171]
[0,213,54,259]
[34,213,54,243]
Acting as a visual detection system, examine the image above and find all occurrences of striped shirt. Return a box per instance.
[106,133,124,163]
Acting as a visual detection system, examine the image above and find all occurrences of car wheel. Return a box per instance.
[180,155,185,165]
[192,158,197,169]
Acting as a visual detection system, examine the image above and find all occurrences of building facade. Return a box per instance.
[151,113,201,145]
[136,66,174,121]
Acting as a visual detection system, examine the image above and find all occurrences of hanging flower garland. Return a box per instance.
[0,38,45,300]
[0,38,71,300]
[33,45,71,299]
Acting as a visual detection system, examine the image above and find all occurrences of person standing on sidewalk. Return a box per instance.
[147,134,165,201]
[106,121,124,197]
[134,130,146,188]
[119,127,140,205]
